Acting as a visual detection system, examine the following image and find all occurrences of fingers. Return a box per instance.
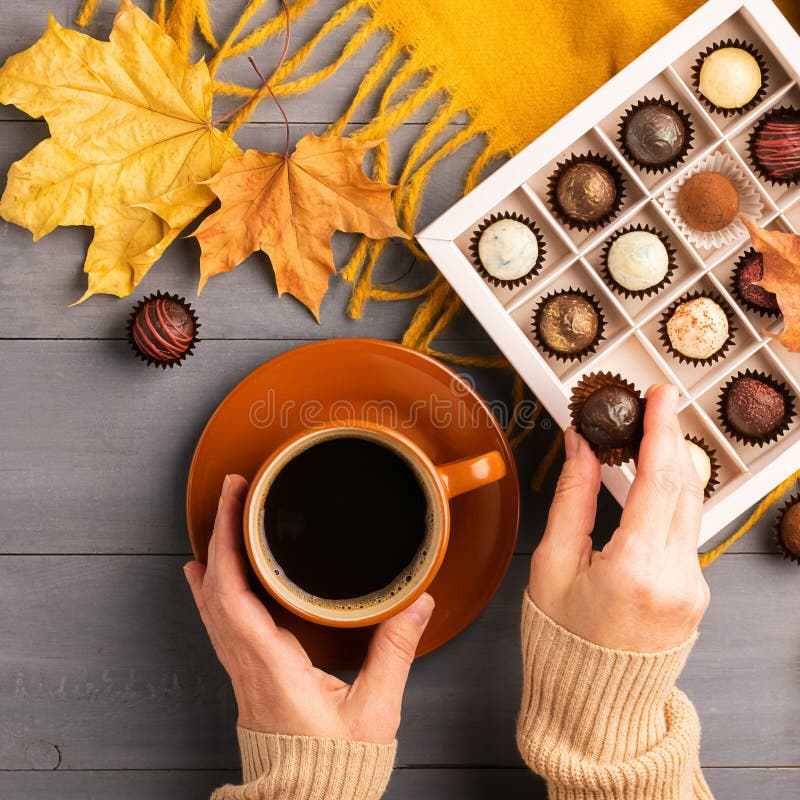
[667,428,705,557]
[615,385,682,552]
[537,428,600,577]
[205,474,250,594]
[349,593,434,733]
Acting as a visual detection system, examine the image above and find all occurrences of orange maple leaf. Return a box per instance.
[193,133,409,321]
[740,216,800,353]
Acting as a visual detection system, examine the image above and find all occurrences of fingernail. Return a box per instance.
[405,593,435,629]
[183,563,192,581]
[221,474,232,498]
[564,427,579,460]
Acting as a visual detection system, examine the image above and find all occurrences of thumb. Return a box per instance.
[349,593,434,730]
[537,428,600,576]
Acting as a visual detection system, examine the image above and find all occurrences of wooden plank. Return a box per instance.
[0,339,559,554]
[0,553,797,769]
[0,768,797,800]
[0,120,486,341]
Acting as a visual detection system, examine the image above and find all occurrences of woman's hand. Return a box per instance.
[530,384,710,652]
[184,474,434,744]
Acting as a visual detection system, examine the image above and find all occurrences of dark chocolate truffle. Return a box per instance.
[579,385,644,449]
[537,292,600,355]
[678,172,739,232]
[751,108,800,182]
[556,162,617,224]
[623,103,687,167]
[127,292,199,368]
[734,250,780,313]
[779,501,800,559]
[723,375,786,439]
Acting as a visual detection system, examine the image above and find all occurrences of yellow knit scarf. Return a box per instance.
[76,0,800,562]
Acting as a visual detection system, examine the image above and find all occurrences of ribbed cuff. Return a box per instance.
[211,729,396,800]
[518,591,704,799]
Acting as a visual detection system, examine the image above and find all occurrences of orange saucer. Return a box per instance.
[186,339,519,669]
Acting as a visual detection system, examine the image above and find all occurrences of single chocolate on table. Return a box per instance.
[537,292,600,356]
[555,161,617,224]
[579,385,643,449]
[678,172,739,232]
[723,375,786,439]
[622,102,687,168]
[778,501,800,559]
[734,250,780,313]
[128,292,198,367]
[751,107,800,182]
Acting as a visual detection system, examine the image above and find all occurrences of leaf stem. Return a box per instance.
[210,0,292,149]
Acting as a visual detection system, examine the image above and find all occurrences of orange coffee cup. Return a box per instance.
[243,420,505,628]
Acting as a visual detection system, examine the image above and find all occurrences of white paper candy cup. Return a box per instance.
[658,151,763,250]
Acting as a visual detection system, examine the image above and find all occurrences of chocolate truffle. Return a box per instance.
[579,385,644,449]
[734,250,780,313]
[607,230,670,292]
[723,375,786,439]
[555,161,617,224]
[537,292,600,355]
[477,218,539,282]
[623,103,687,167]
[699,46,762,109]
[128,292,198,367]
[685,439,712,488]
[751,108,800,182]
[666,297,729,360]
[779,501,800,559]
[678,172,739,232]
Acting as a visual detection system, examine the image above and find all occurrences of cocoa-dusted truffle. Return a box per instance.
[723,375,786,439]
[678,172,739,232]
[734,250,780,313]
[556,162,617,224]
[622,103,687,168]
[666,296,730,360]
[579,385,643,449]
[779,501,800,559]
[699,46,763,110]
[751,107,800,182]
[127,292,199,368]
[537,292,600,356]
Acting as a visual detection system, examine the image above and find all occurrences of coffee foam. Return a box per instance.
[252,428,443,617]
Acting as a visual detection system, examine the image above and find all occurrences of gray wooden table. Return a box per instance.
[1,3,798,798]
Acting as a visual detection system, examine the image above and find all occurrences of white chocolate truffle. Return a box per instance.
[667,297,729,360]
[477,219,539,281]
[607,231,669,292]
[699,47,762,109]
[685,439,712,488]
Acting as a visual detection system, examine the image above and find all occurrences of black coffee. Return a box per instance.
[264,437,429,599]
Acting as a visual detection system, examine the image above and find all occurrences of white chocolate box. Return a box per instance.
[417,0,800,548]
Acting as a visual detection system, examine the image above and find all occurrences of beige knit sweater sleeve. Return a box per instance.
[211,729,395,800]
[517,591,714,799]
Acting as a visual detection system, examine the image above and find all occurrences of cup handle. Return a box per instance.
[435,450,506,499]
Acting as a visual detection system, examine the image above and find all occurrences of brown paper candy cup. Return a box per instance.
[468,211,546,288]
[531,287,606,363]
[547,152,626,232]
[617,95,694,174]
[658,290,736,367]
[569,371,644,466]
[692,39,768,118]
[717,369,796,447]
[774,493,800,565]
[684,435,720,499]
[601,223,676,300]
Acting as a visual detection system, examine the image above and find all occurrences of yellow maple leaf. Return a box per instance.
[192,133,409,321]
[0,0,240,302]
